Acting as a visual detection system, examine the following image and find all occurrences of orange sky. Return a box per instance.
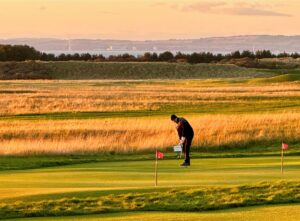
[0,0,299,40]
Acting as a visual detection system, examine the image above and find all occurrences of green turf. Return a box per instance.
[1,156,299,203]
[1,144,300,172]
[5,204,300,221]
[0,157,299,219]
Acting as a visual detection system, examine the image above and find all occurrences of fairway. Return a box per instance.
[5,204,300,221]
[1,156,299,203]
[1,79,300,220]
[0,156,299,220]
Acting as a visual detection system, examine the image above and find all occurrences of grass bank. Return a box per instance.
[45,62,275,79]
[0,61,276,80]
[0,181,299,219]
[6,204,300,221]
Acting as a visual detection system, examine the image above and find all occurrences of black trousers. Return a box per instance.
[183,136,193,163]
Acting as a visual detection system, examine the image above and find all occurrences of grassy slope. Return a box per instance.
[5,204,300,221]
[0,156,299,219]
[1,60,299,80]
[44,62,274,80]
[249,71,300,83]
[0,180,300,219]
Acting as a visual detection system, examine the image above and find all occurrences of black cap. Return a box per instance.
[171,114,177,121]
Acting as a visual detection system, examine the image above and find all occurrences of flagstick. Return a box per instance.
[155,150,158,187]
[281,148,284,175]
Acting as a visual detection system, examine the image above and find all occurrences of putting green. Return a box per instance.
[5,204,300,221]
[0,156,299,203]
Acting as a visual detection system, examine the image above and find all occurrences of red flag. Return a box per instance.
[156,151,164,159]
[282,143,288,150]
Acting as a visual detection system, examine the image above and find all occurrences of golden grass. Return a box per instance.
[0,113,299,155]
[0,80,300,155]
[1,80,300,115]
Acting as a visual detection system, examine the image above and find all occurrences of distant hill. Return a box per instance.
[0,35,300,55]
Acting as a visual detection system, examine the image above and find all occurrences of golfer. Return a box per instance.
[171,114,194,166]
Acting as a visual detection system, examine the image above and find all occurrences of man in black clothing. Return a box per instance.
[171,114,194,166]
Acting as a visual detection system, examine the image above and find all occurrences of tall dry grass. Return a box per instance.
[1,80,300,155]
[1,80,300,115]
[0,113,299,155]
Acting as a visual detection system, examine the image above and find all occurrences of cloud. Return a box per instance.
[162,1,292,17]
[227,7,291,17]
[182,1,227,12]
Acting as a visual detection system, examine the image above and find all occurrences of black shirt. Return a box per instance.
[177,117,194,139]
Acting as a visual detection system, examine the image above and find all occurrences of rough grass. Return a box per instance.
[44,62,275,80]
[6,205,300,221]
[249,73,300,83]
[1,80,300,155]
[2,80,300,116]
[1,113,300,155]
[2,59,300,80]
[259,58,300,69]
[0,61,275,80]
[0,61,51,80]
[0,181,299,219]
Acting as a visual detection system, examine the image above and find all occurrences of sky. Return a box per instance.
[0,0,299,40]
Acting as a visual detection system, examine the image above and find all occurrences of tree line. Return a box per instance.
[1,44,300,63]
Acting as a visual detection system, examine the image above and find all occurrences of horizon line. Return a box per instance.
[1,34,300,41]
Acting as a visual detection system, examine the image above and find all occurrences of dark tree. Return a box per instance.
[158,51,174,62]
